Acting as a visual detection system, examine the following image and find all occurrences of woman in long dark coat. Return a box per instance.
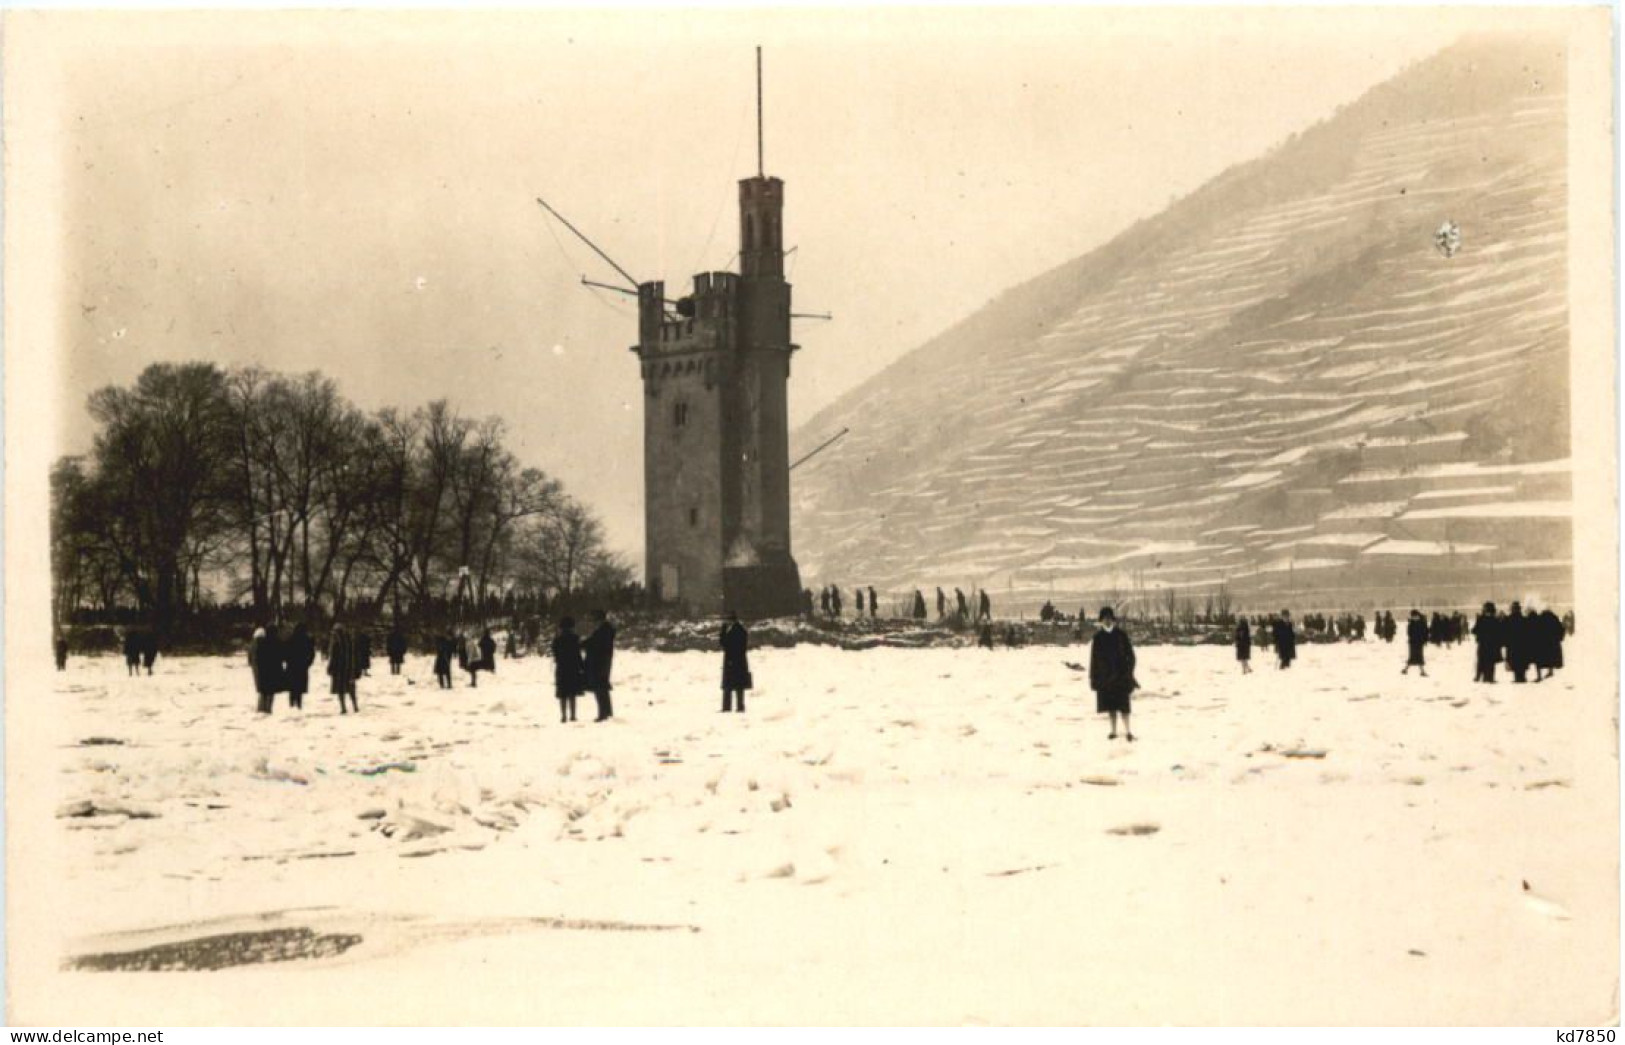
[285,622,316,710]
[328,624,360,713]
[1067,606,1138,741]
[1402,609,1429,676]
[385,624,408,676]
[478,629,498,674]
[249,625,282,714]
[140,631,159,675]
[721,612,751,713]
[1535,607,1565,681]
[1504,603,1532,683]
[122,629,141,676]
[356,631,374,678]
[1472,602,1501,683]
[433,631,455,689]
[552,617,585,723]
[1272,611,1297,669]
[583,610,617,722]
[1234,618,1252,674]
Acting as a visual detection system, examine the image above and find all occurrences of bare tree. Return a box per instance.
[85,363,232,625]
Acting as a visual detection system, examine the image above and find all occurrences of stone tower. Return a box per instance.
[630,170,803,619]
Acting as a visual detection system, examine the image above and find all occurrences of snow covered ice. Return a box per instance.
[32,636,1617,1024]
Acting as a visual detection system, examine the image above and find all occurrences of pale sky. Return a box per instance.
[12,6,1538,563]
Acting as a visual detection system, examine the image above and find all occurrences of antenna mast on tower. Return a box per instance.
[756,45,764,178]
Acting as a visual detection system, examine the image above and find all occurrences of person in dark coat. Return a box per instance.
[552,617,585,723]
[461,631,485,687]
[978,589,992,623]
[1272,611,1297,669]
[819,587,830,616]
[433,631,456,690]
[956,588,968,621]
[284,622,316,710]
[122,629,141,676]
[855,588,865,616]
[140,631,159,675]
[583,609,617,722]
[54,632,69,671]
[1472,602,1501,683]
[1234,618,1252,673]
[936,588,947,619]
[478,629,497,674]
[720,612,751,713]
[1533,606,1565,681]
[385,624,408,676]
[1504,603,1532,683]
[867,586,877,618]
[1066,606,1138,741]
[978,622,995,649]
[327,624,360,713]
[912,590,927,620]
[831,587,843,618]
[250,625,282,714]
[504,630,517,659]
[1402,609,1429,676]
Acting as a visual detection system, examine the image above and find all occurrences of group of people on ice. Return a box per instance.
[544,609,749,720]
[1468,601,1568,684]
[237,609,756,724]
[1225,602,1569,683]
[1231,612,1301,674]
[1401,600,1567,682]
[71,591,1574,751]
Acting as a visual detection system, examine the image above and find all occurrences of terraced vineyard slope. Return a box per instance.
[790,37,1572,615]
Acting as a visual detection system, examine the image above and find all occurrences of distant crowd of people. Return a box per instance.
[1226,603,1571,683]
[812,585,993,624]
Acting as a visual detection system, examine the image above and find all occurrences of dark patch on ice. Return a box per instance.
[1107,823,1161,837]
[986,864,1057,877]
[66,927,364,972]
[57,800,159,820]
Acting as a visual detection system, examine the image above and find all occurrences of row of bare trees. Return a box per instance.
[52,362,630,627]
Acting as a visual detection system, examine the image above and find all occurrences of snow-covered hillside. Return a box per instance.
[790,38,1572,615]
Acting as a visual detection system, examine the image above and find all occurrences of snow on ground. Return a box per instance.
[22,639,1617,1024]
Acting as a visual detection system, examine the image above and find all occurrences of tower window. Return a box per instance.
[674,401,689,428]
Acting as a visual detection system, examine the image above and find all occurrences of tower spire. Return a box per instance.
[756,45,764,178]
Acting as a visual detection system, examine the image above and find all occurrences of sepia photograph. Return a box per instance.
[2,5,1618,1027]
